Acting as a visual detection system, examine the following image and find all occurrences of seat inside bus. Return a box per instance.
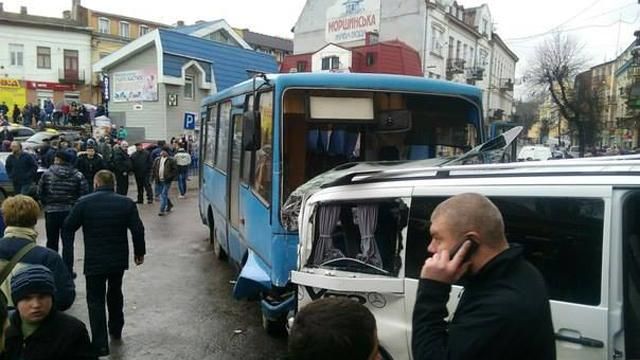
[282,89,479,200]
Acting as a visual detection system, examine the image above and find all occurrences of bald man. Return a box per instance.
[412,193,556,360]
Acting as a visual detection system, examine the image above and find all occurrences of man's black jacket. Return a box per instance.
[412,246,556,360]
[63,186,145,276]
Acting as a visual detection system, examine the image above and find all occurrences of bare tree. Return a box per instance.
[528,32,601,155]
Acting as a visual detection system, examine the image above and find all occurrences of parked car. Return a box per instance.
[568,146,580,158]
[292,155,640,359]
[517,145,553,161]
[22,129,82,152]
[0,124,36,143]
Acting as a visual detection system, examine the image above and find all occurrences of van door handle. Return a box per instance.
[555,329,604,348]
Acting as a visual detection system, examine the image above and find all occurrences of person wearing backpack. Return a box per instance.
[0,196,75,311]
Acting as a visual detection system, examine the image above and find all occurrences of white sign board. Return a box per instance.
[112,69,158,103]
[325,0,380,44]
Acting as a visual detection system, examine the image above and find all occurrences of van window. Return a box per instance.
[406,196,604,306]
[204,104,218,167]
[215,101,232,172]
[307,199,408,276]
[623,192,640,359]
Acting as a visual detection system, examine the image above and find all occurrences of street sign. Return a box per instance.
[184,112,197,130]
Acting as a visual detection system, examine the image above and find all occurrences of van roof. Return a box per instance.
[325,154,640,188]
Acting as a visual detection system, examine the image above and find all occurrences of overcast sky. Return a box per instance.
[3,0,639,80]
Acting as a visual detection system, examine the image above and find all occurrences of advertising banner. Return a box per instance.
[112,69,158,103]
[326,0,380,44]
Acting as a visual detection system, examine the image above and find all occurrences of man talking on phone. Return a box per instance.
[412,193,555,360]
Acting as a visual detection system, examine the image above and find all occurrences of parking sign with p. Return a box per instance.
[184,112,197,130]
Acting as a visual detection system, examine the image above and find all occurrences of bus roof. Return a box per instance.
[201,72,483,107]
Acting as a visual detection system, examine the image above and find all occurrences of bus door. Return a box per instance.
[227,102,248,264]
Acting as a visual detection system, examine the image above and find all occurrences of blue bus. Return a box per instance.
[198,72,485,331]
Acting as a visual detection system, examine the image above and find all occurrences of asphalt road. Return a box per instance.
[34,186,288,360]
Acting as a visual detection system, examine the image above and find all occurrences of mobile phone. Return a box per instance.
[450,238,479,262]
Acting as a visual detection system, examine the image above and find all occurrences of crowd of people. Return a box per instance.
[0,100,102,129]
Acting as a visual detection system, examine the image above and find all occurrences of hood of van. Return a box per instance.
[281,158,447,232]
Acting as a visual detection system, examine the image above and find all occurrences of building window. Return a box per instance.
[456,40,461,59]
[296,61,307,72]
[479,48,489,67]
[430,25,444,57]
[99,52,110,59]
[482,19,489,35]
[184,75,194,100]
[469,46,474,66]
[120,22,130,38]
[366,52,376,66]
[98,18,110,34]
[9,44,23,67]
[448,36,454,58]
[139,25,149,37]
[37,46,51,69]
[321,56,340,71]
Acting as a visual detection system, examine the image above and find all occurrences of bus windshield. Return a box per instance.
[282,89,480,201]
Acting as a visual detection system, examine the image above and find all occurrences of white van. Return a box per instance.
[291,156,640,360]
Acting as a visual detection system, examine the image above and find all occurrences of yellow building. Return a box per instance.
[70,0,169,102]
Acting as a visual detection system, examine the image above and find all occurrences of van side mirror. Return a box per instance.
[243,111,261,151]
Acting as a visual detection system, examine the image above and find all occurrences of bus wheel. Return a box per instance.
[262,313,286,337]
[209,221,227,261]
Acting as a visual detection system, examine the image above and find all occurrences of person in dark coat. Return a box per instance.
[64,170,145,357]
[11,104,20,124]
[130,143,153,204]
[412,193,556,360]
[110,142,132,196]
[38,151,88,276]
[75,145,106,193]
[5,265,96,360]
[152,147,177,216]
[0,126,14,143]
[0,195,75,311]
[5,142,37,195]
[0,102,8,117]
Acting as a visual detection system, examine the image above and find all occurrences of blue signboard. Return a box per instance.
[184,112,197,130]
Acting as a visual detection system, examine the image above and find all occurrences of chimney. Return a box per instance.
[0,3,4,13]
[63,10,71,19]
[177,20,185,27]
[20,6,26,15]
[72,0,81,7]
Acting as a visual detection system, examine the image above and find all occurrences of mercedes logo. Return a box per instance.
[367,292,387,309]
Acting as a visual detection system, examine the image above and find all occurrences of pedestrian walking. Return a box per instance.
[5,265,97,360]
[96,136,112,163]
[150,141,165,200]
[110,142,132,196]
[64,170,145,357]
[288,297,380,360]
[38,150,88,277]
[152,147,177,216]
[76,145,107,193]
[116,126,128,141]
[0,102,8,117]
[174,148,192,198]
[5,142,37,196]
[11,104,20,124]
[0,195,75,310]
[411,193,556,360]
[131,143,153,204]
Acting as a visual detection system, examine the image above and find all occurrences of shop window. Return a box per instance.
[120,21,130,39]
[406,196,604,306]
[252,92,273,203]
[204,104,218,167]
[37,47,51,69]
[184,75,194,100]
[215,101,231,172]
[98,18,110,34]
[9,44,23,67]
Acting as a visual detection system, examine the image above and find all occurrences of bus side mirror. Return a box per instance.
[243,111,261,151]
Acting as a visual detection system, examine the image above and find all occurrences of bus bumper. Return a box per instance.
[261,292,296,320]
[233,251,272,300]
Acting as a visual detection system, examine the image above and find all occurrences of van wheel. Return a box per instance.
[262,313,286,337]
[209,222,227,261]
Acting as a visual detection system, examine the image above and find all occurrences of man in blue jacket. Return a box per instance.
[64,170,145,357]
[5,142,37,195]
[38,150,88,277]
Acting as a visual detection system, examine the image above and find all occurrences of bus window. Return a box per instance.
[282,89,480,200]
[216,101,232,173]
[253,91,273,204]
[623,192,640,359]
[204,104,218,167]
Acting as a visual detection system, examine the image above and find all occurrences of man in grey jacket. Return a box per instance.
[38,150,88,277]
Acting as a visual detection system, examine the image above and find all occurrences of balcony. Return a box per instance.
[446,58,466,75]
[466,67,484,81]
[500,78,514,92]
[58,69,86,85]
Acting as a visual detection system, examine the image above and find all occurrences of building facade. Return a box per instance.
[93,29,278,141]
[291,0,518,122]
[0,5,92,111]
[235,28,293,65]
